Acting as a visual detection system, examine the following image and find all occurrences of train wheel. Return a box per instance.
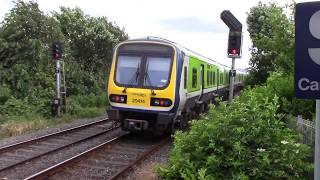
[191,110,197,119]
[167,119,178,135]
[180,113,190,131]
[204,103,209,113]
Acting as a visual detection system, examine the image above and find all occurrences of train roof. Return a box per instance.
[120,37,248,75]
[123,36,231,69]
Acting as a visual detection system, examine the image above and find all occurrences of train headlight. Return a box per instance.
[109,94,127,103]
[150,98,172,107]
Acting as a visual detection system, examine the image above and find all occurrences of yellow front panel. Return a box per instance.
[107,41,176,110]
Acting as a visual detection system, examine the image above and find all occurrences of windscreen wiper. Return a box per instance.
[144,62,156,96]
[122,64,140,93]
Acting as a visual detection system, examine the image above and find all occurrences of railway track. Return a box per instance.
[0,118,123,179]
[24,133,170,180]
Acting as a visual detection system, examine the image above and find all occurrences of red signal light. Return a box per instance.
[231,49,237,54]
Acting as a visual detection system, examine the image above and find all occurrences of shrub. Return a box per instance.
[266,72,315,119]
[0,86,11,105]
[0,97,34,116]
[77,107,105,118]
[157,86,313,179]
[69,93,107,108]
[67,93,107,118]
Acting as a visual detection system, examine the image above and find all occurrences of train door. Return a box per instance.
[182,54,189,99]
[216,68,220,91]
[200,64,204,98]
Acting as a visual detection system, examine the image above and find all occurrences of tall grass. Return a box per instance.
[0,93,108,139]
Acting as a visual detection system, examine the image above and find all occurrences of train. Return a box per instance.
[106,37,246,135]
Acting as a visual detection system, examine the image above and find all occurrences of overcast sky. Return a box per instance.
[0,0,308,69]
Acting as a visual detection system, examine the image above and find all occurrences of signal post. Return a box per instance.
[52,43,64,117]
[220,10,242,103]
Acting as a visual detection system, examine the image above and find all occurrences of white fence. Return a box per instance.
[295,115,315,147]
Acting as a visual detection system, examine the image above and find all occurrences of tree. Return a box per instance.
[55,7,128,72]
[54,7,128,94]
[246,2,294,85]
[0,1,128,116]
[0,0,64,99]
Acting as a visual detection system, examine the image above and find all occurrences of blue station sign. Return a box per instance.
[295,2,320,99]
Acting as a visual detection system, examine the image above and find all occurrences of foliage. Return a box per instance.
[246,2,294,85]
[55,7,127,73]
[0,1,128,118]
[246,1,315,120]
[0,86,11,105]
[69,93,107,108]
[157,87,313,179]
[0,97,34,116]
[0,106,105,139]
[265,72,314,119]
[0,0,62,100]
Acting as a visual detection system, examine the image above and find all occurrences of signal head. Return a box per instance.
[52,43,62,59]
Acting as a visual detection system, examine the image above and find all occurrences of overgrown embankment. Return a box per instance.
[0,1,128,137]
[158,83,313,179]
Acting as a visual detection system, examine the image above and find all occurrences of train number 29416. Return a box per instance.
[132,98,145,104]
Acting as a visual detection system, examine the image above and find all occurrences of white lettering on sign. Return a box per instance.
[298,78,320,91]
[309,10,320,65]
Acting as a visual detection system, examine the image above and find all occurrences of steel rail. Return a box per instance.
[0,125,118,172]
[0,118,109,153]
[109,137,170,180]
[23,133,128,180]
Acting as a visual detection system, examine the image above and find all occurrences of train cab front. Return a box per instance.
[107,40,177,135]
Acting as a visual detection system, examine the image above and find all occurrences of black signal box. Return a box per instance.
[52,43,62,59]
[228,31,242,58]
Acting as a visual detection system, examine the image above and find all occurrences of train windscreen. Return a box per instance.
[144,56,171,88]
[115,43,173,89]
[116,55,142,86]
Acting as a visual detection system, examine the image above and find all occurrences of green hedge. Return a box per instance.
[157,85,313,179]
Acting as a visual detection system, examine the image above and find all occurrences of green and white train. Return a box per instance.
[107,37,246,135]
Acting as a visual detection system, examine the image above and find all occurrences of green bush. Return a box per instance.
[265,72,315,119]
[0,86,11,105]
[66,99,104,118]
[77,107,105,118]
[157,86,313,179]
[66,98,82,115]
[0,97,34,116]
[69,93,107,108]
[67,93,107,118]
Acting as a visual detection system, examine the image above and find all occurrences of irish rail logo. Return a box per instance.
[308,10,320,66]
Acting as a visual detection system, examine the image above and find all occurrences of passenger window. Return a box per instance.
[213,72,216,85]
[207,71,210,86]
[192,68,197,88]
[217,69,220,85]
[184,66,187,89]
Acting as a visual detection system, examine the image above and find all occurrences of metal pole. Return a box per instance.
[62,60,66,113]
[56,60,61,117]
[315,99,320,180]
[228,57,235,103]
